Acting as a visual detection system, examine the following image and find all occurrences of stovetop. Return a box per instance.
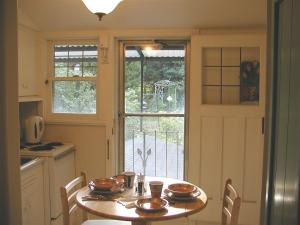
[20,141,64,151]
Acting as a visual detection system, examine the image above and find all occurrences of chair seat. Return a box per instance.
[82,219,131,225]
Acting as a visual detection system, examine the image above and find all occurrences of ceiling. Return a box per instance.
[18,0,267,31]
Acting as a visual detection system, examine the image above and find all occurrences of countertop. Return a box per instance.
[20,143,75,158]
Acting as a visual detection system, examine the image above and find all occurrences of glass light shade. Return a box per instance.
[82,0,123,14]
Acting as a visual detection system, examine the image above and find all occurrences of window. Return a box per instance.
[49,42,98,114]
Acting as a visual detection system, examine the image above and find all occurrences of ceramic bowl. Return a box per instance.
[89,178,118,190]
[167,183,196,196]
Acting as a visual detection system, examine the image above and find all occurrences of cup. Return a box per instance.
[149,181,164,199]
[122,171,135,188]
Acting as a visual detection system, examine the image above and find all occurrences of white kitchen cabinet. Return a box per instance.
[18,25,39,97]
[21,144,76,225]
[21,158,49,225]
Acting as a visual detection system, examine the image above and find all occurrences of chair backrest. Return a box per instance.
[221,179,241,225]
[61,172,88,225]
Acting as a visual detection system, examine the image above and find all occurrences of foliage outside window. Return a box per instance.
[51,43,98,114]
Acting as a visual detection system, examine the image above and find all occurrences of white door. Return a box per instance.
[188,34,266,225]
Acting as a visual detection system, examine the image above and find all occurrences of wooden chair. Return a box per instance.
[60,172,130,225]
[221,179,241,225]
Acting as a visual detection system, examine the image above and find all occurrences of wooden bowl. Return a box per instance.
[89,178,118,190]
[167,183,196,196]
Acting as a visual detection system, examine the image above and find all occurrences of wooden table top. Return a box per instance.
[76,176,207,222]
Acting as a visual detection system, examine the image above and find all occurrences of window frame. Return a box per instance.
[46,39,100,120]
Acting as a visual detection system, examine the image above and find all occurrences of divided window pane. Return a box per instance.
[202,47,260,105]
[54,44,98,77]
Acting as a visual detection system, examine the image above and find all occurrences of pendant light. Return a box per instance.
[82,0,123,20]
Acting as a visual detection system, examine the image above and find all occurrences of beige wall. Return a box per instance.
[43,122,108,180]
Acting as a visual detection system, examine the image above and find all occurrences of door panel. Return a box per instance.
[223,117,245,195]
[200,117,222,201]
[244,117,263,202]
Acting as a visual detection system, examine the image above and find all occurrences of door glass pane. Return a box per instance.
[202,47,260,104]
[203,67,221,85]
[222,47,240,66]
[222,67,240,85]
[125,59,141,113]
[124,116,184,179]
[124,47,185,113]
[122,43,186,180]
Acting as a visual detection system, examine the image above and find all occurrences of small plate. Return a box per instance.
[88,184,124,195]
[135,198,168,212]
[164,188,201,201]
[168,183,196,196]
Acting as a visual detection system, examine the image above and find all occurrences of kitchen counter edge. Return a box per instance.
[20,143,75,158]
[21,157,44,172]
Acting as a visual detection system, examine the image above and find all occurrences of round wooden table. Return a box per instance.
[76,177,207,225]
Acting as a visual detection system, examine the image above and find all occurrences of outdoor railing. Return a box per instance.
[125,130,184,180]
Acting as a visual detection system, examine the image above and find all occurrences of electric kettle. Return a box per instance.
[24,116,45,144]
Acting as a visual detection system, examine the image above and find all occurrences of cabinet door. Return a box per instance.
[50,151,76,218]
[18,26,38,96]
[189,34,266,225]
[21,163,45,225]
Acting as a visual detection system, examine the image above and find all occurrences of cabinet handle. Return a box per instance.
[107,140,110,160]
[262,117,265,134]
[22,83,28,89]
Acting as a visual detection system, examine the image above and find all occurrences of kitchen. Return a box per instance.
[17,0,266,222]
[1,1,300,225]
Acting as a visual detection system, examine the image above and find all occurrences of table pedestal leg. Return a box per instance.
[132,221,151,225]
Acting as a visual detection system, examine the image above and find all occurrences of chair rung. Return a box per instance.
[227,183,238,198]
[223,207,232,218]
[68,189,80,205]
[65,176,83,193]
[225,195,234,206]
[69,204,79,215]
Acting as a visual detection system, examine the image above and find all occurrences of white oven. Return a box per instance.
[20,143,76,225]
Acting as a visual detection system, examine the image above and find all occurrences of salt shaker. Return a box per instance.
[137,173,145,195]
